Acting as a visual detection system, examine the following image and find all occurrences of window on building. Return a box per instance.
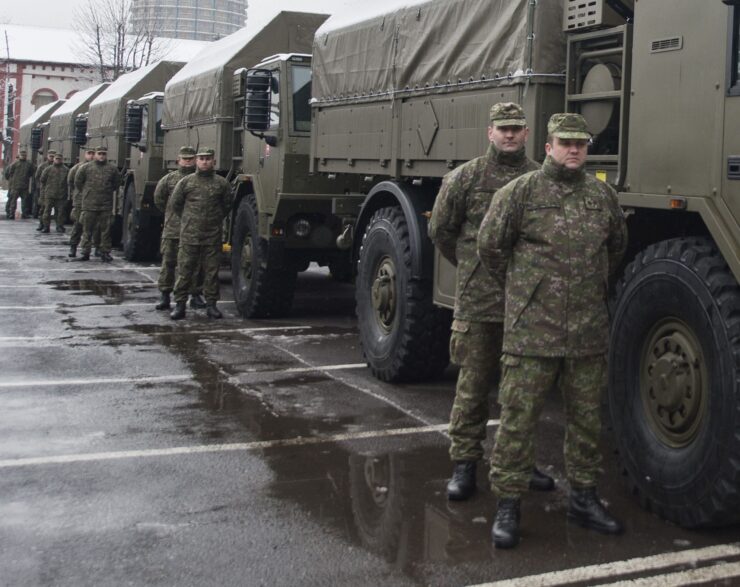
[32,89,57,110]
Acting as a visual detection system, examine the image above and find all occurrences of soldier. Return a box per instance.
[74,146,119,262]
[429,103,553,501]
[67,148,96,258]
[169,147,232,320]
[34,150,55,228]
[477,113,628,549]
[40,153,68,233]
[153,146,206,311]
[4,149,35,220]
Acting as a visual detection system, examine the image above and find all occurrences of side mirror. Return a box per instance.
[245,69,272,132]
[124,103,144,144]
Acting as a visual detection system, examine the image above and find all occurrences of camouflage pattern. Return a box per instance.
[429,144,539,322]
[448,320,504,461]
[489,354,606,497]
[157,238,203,295]
[40,163,69,229]
[34,159,52,216]
[80,210,111,255]
[74,160,119,211]
[477,156,628,357]
[170,168,232,303]
[170,169,232,245]
[69,213,100,248]
[154,166,196,240]
[548,113,592,140]
[4,158,35,217]
[489,102,527,126]
[68,160,89,210]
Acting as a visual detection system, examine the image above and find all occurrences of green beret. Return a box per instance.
[547,113,591,140]
[490,102,527,127]
[196,147,215,157]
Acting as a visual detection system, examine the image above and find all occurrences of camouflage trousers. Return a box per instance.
[42,196,66,229]
[80,210,112,255]
[448,320,504,461]
[69,207,100,247]
[173,242,220,303]
[5,189,30,218]
[158,238,203,295]
[490,354,606,498]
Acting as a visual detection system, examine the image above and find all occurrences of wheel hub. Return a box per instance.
[371,257,396,333]
[641,321,706,447]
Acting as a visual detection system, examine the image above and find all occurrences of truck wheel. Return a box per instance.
[231,194,296,318]
[609,237,740,527]
[356,206,450,382]
[122,183,157,261]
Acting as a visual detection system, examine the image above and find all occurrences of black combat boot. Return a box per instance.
[56,225,65,233]
[74,252,90,262]
[189,293,207,309]
[94,248,101,257]
[446,461,477,501]
[206,303,223,319]
[170,302,186,320]
[68,245,77,258]
[492,498,521,549]
[155,292,171,310]
[567,487,623,535]
[529,467,555,492]
[100,252,113,263]
[35,222,44,231]
[41,226,50,233]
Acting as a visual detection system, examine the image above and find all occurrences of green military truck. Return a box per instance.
[238,0,740,526]
[19,99,65,163]
[81,60,185,258]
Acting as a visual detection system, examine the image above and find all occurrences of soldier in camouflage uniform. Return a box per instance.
[429,103,553,501]
[67,148,96,258]
[153,146,206,311]
[169,147,232,320]
[477,113,628,549]
[34,150,55,228]
[4,149,35,220]
[40,153,69,233]
[74,146,119,262]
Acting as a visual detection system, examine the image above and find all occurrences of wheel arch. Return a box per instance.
[354,181,437,281]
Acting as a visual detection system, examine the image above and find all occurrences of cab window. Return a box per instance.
[270,70,280,131]
[155,100,165,144]
[291,65,312,133]
[730,7,740,95]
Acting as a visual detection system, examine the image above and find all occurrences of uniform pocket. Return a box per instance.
[449,319,471,366]
[499,353,522,404]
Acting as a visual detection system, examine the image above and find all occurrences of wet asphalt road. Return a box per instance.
[2,209,740,586]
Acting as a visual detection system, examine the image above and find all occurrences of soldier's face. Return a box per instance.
[196,155,214,171]
[19,153,26,160]
[95,152,107,162]
[47,155,54,162]
[179,157,195,169]
[546,137,588,170]
[488,125,528,153]
[85,152,95,161]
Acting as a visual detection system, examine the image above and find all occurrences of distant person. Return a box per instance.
[74,146,119,263]
[169,148,232,320]
[429,102,553,502]
[39,153,68,233]
[478,113,628,549]
[153,146,206,311]
[34,150,55,227]
[67,148,96,258]
[4,149,35,220]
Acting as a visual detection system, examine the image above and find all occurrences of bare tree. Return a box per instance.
[72,0,170,81]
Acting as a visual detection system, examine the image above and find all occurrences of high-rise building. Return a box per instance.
[130,1,248,42]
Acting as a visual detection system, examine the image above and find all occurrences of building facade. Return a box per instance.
[130,0,248,41]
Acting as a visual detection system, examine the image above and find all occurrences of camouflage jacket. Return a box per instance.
[477,156,628,357]
[35,161,52,190]
[75,161,119,211]
[40,163,69,201]
[67,161,88,209]
[429,144,539,323]
[171,169,232,245]
[154,166,196,240]
[4,159,36,192]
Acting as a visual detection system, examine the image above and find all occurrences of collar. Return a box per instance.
[542,155,586,184]
[487,143,527,167]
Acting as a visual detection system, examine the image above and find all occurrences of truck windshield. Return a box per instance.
[155,100,164,144]
[292,65,311,133]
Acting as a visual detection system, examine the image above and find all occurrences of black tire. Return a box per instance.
[122,183,158,261]
[356,206,450,382]
[231,194,296,318]
[609,237,740,527]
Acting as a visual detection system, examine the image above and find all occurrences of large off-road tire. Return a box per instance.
[231,194,296,318]
[356,206,450,382]
[122,183,158,261]
[609,237,740,527]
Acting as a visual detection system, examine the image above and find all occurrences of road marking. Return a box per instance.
[0,374,191,389]
[248,363,367,374]
[601,560,740,586]
[0,421,501,469]
[469,543,740,587]
[0,266,159,273]
[0,325,311,343]
[0,300,237,311]
[0,282,157,289]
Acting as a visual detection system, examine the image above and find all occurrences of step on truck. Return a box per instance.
[239,0,740,527]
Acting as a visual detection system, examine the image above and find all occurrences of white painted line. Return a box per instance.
[0,374,190,389]
[0,422,464,469]
[0,300,237,311]
[601,560,740,586]
[0,266,159,273]
[469,543,740,587]
[248,363,367,374]
[0,325,310,343]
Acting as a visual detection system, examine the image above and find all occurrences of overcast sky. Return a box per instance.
[0,1,357,32]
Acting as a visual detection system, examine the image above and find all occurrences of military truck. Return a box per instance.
[237,0,740,527]
[81,60,184,259]
[19,99,65,163]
